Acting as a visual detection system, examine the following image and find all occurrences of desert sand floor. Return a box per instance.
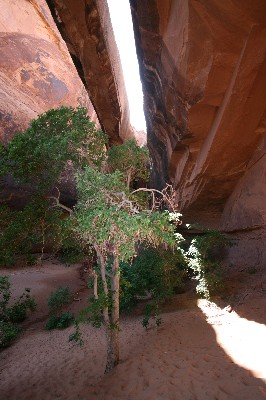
[0,260,265,400]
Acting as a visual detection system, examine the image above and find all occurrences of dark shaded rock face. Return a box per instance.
[130,0,266,268]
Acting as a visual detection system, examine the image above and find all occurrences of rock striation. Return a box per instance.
[130,0,266,268]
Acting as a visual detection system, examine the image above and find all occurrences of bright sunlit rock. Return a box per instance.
[107,0,146,133]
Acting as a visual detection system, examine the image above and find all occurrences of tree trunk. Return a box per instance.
[104,325,119,373]
[105,252,120,373]
[95,246,120,374]
[111,253,120,355]
[126,169,132,190]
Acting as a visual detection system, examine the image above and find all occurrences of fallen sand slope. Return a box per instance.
[0,262,265,400]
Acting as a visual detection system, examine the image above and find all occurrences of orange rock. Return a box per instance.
[0,0,98,144]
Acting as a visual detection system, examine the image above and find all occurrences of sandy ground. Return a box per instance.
[0,260,265,400]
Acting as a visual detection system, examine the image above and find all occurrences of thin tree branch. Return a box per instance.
[131,185,178,212]
[92,270,98,299]
[48,187,72,213]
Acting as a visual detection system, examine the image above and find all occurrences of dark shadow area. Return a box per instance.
[215,269,266,326]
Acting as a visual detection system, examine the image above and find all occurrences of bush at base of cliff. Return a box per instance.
[186,229,231,299]
[47,287,74,311]
[119,247,187,313]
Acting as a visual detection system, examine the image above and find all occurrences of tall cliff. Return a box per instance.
[0,0,98,143]
[0,0,134,207]
[130,0,266,268]
[46,0,133,144]
[0,0,133,144]
[1,0,265,268]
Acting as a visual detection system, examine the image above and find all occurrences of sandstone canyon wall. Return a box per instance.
[0,0,98,144]
[0,0,133,144]
[1,0,265,268]
[130,0,266,269]
[0,0,133,206]
[46,0,133,144]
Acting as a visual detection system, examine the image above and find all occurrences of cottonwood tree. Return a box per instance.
[0,106,107,191]
[0,106,107,260]
[72,167,181,372]
[107,138,150,189]
[0,106,182,373]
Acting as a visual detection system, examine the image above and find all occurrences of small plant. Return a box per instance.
[45,312,74,330]
[0,276,11,316]
[0,276,36,349]
[46,287,75,331]
[47,287,74,311]
[7,288,36,323]
[0,321,21,348]
[69,322,84,346]
[247,266,257,274]
[142,303,162,329]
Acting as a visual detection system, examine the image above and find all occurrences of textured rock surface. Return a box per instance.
[47,0,133,144]
[220,135,266,269]
[0,0,100,207]
[0,0,98,144]
[130,0,266,268]
[131,126,147,147]
[130,0,266,213]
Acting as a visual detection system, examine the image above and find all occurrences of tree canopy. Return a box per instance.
[0,106,181,373]
[0,106,107,191]
[107,138,150,189]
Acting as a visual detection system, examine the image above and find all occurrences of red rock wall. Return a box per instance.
[220,135,266,269]
[130,0,266,209]
[47,0,134,144]
[0,0,98,143]
[130,0,266,268]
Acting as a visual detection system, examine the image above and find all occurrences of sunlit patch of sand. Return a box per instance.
[198,299,266,382]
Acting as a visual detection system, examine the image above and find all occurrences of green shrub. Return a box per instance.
[119,247,187,312]
[186,229,231,299]
[0,202,74,267]
[56,235,90,265]
[47,287,74,311]
[0,276,11,316]
[7,289,36,323]
[0,321,21,348]
[45,312,74,330]
[0,107,108,266]
[142,303,162,329]
[0,276,36,349]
